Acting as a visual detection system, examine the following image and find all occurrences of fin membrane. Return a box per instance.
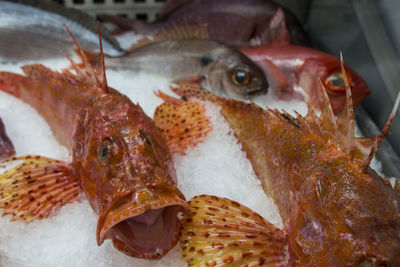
[128,22,210,51]
[154,91,212,155]
[180,195,287,267]
[0,155,81,222]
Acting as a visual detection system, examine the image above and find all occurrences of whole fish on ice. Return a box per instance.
[242,44,371,114]
[0,0,122,62]
[84,24,269,100]
[158,66,400,265]
[101,0,311,47]
[0,27,209,259]
[0,118,15,160]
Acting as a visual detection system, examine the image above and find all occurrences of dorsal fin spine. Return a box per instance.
[63,24,108,93]
[363,92,400,170]
[318,80,337,135]
[96,22,108,93]
[337,55,355,153]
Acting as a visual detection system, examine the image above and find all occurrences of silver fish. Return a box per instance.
[0,0,123,62]
[86,24,269,100]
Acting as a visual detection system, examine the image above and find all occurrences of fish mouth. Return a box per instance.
[246,87,268,98]
[96,185,188,259]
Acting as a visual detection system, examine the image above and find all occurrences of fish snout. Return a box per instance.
[96,184,188,259]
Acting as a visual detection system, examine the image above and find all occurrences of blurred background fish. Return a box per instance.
[100,0,311,47]
[0,0,123,62]
[242,44,371,114]
[83,24,269,100]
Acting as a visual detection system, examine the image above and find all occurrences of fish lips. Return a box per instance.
[96,184,188,259]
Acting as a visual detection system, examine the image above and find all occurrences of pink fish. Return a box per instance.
[242,44,371,114]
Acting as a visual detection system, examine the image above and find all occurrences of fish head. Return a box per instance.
[207,47,269,100]
[72,94,188,259]
[298,56,370,114]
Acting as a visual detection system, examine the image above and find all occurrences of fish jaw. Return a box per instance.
[96,184,188,259]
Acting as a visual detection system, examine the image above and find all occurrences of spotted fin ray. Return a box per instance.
[0,155,81,222]
[180,195,287,266]
[154,90,212,155]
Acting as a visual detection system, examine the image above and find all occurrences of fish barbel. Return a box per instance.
[84,23,269,100]
[0,118,15,160]
[100,0,311,47]
[0,0,122,62]
[242,45,371,114]
[158,66,400,265]
[0,27,197,259]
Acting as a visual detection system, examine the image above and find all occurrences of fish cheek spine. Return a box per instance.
[71,104,188,259]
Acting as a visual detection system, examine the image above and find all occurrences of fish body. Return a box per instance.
[0,0,123,62]
[0,118,15,160]
[0,33,188,259]
[101,0,310,47]
[170,76,400,265]
[242,44,371,114]
[92,27,269,100]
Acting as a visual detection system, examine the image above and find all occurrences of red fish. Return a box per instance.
[0,118,15,161]
[242,45,371,114]
[0,27,215,259]
[158,67,400,265]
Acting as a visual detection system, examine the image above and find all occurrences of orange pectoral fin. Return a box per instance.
[0,155,81,222]
[180,195,288,267]
[154,91,212,155]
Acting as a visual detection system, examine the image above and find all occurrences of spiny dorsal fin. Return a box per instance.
[128,22,210,51]
[336,55,355,153]
[318,80,338,137]
[362,92,400,169]
[64,24,108,93]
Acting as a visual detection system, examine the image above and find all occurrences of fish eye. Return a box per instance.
[324,71,352,94]
[232,70,250,86]
[99,138,113,160]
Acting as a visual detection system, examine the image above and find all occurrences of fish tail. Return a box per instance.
[180,195,288,267]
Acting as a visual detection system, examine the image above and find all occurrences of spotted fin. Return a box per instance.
[154,91,212,155]
[0,155,81,222]
[180,195,287,267]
